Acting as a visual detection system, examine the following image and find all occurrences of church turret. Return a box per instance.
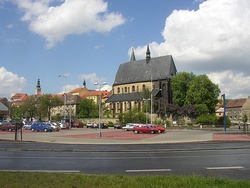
[83,79,86,88]
[146,44,151,63]
[35,79,41,95]
[130,39,136,62]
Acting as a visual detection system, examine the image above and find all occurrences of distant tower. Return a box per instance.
[130,39,136,62]
[83,79,86,88]
[146,43,151,63]
[35,79,41,95]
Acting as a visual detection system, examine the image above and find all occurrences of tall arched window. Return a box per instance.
[125,87,127,92]
[117,87,120,94]
[132,86,135,92]
[142,84,146,91]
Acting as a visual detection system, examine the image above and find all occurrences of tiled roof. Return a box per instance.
[11,93,29,101]
[80,90,109,99]
[106,93,143,102]
[226,98,247,108]
[113,55,176,86]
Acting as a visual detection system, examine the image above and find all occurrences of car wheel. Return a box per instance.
[24,127,27,130]
[134,130,139,134]
[124,129,127,131]
[151,130,155,134]
[158,130,162,133]
[8,128,12,132]
[31,128,35,132]
[44,128,48,132]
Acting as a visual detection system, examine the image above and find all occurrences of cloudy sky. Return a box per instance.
[1,0,250,99]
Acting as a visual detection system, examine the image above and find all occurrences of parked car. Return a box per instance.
[97,123,108,129]
[114,123,123,129]
[133,124,158,134]
[86,122,98,128]
[122,123,136,131]
[45,122,60,131]
[31,122,53,132]
[149,124,165,133]
[23,121,32,130]
[60,119,70,129]
[0,121,15,131]
[72,121,84,128]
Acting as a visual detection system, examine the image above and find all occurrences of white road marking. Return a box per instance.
[206,166,244,170]
[0,170,80,173]
[126,169,172,173]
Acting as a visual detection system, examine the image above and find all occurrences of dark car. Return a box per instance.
[98,123,108,129]
[0,121,15,131]
[31,122,53,132]
[72,121,84,128]
[133,124,158,134]
[113,123,123,129]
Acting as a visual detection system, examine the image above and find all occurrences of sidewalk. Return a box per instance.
[1,128,250,144]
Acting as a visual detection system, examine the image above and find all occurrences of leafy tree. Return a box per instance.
[19,95,38,120]
[172,72,220,115]
[78,99,98,118]
[171,72,196,106]
[185,75,220,114]
[38,94,63,121]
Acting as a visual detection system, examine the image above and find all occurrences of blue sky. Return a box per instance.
[1,0,250,99]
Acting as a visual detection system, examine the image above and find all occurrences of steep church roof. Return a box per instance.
[113,55,177,86]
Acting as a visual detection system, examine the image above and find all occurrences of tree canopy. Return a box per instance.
[172,72,220,114]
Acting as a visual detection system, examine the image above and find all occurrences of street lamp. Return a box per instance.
[143,98,150,125]
[94,81,107,138]
[150,75,153,124]
[58,75,67,120]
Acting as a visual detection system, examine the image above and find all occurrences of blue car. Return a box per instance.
[31,122,53,132]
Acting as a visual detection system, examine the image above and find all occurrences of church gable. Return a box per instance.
[114,55,176,86]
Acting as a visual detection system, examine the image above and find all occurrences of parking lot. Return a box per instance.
[1,127,250,144]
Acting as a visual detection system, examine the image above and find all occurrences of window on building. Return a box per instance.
[117,87,120,94]
[125,87,127,92]
[132,86,135,92]
[142,85,146,91]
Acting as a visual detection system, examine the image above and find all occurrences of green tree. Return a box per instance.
[20,95,38,120]
[38,94,63,121]
[78,99,98,118]
[185,75,220,114]
[171,72,196,106]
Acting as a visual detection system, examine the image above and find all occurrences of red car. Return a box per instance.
[0,121,16,131]
[72,121,84,128]
[149,124,165,133]
[133,124,158,134]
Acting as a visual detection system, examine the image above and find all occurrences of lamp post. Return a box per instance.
[94,81,107,138]
[143,98,150,125]
[58,75,67,120]
[221,94,226,132]
[150,75,153,124]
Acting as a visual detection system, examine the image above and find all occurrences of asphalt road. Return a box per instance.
[0,142,250,180]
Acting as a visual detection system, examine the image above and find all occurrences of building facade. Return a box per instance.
[106,45,177,118]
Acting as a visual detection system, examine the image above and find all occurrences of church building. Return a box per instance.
[106,44,177,118]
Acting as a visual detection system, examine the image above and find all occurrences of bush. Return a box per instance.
[196,114,218,125]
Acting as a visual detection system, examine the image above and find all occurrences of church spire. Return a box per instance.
[146,42,151,63]
[83,79,86,88]
[130,39,136,62]
[35,78,41,95]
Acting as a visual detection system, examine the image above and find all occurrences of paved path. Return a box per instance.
[1,128,250,144]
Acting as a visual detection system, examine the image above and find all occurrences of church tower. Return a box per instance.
[35,79,41,95]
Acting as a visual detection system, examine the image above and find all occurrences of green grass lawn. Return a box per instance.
[0,172,250,188]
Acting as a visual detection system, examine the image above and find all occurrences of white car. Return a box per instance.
[122,123,136,131]
[86,122,98,128]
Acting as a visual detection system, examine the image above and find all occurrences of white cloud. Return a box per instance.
[0,67,26,97]
[133,0,250,99]
[14,0,125,48]
[79,73,112,91]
